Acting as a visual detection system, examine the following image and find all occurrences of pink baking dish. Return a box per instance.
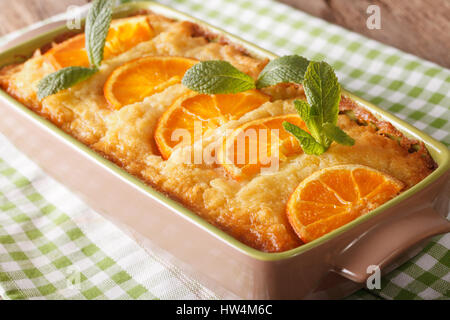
[0,2,448,299]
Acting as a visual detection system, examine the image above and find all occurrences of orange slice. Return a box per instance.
[218,114,307,180]
[155,90,270,160]
[286,165,404,243]
[45,16,154,69]
[45,34,89,69]
[104,56,197,109]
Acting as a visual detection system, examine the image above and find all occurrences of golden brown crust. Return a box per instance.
[339,96,437,171]
[0,13,435,252]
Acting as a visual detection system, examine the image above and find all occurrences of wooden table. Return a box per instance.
[278,0,450,68]
[0,0,449,68]
[0,0,448,65]
[0,0,87,35]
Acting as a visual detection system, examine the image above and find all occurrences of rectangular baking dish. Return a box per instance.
[0,2,449,299]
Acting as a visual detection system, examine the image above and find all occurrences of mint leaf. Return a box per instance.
[293,99,309,120]
[37,67,97,100]
[283,121,326,155]
[322,123,355,146]
[294,99,321,145]
[303,61,341,126]
[85,0,113,68]
[36,0,113,99]
[302,61,342,148]
[182,55,310,94]
[256,55,309,89]
[283,61,354,155]
[182,61,255,94]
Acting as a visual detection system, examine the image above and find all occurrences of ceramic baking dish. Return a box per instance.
[0,2,449,299]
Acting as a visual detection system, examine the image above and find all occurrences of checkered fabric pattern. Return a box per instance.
[0,134,218,300]
[0,0,449,300]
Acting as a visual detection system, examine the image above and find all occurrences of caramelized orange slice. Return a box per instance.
[104,56,197,109]
[45,16,154,69]
[45,34,89,69]
[155,90,270,160]
[286,165,404,243]
[218,114,307,180]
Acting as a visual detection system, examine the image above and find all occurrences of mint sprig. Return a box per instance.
[255,55,309,89]
[282,122,326,155]
[37,67,97,101]
[182,55,310,94]
[85,0,113,68]
[322,123,355,146]
[283,61,354,155]
[182,56,354,155]
[182,61,255,94]
[37,0,112,100]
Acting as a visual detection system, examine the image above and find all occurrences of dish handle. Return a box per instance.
[332,204,450,284]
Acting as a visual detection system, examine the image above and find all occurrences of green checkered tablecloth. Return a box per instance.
[0,0,449,300]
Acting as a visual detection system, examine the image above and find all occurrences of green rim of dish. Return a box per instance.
[0,1,448,261]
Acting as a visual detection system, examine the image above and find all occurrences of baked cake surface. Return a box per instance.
[0,13,435,252]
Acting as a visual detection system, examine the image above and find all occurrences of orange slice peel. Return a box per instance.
[104,56,198,109]
[218,114,307,180]
[154,90,270,160]
[286,164,404,243]
[44,16,154,69]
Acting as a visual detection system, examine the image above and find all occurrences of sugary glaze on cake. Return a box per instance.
[0,13,435,252]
